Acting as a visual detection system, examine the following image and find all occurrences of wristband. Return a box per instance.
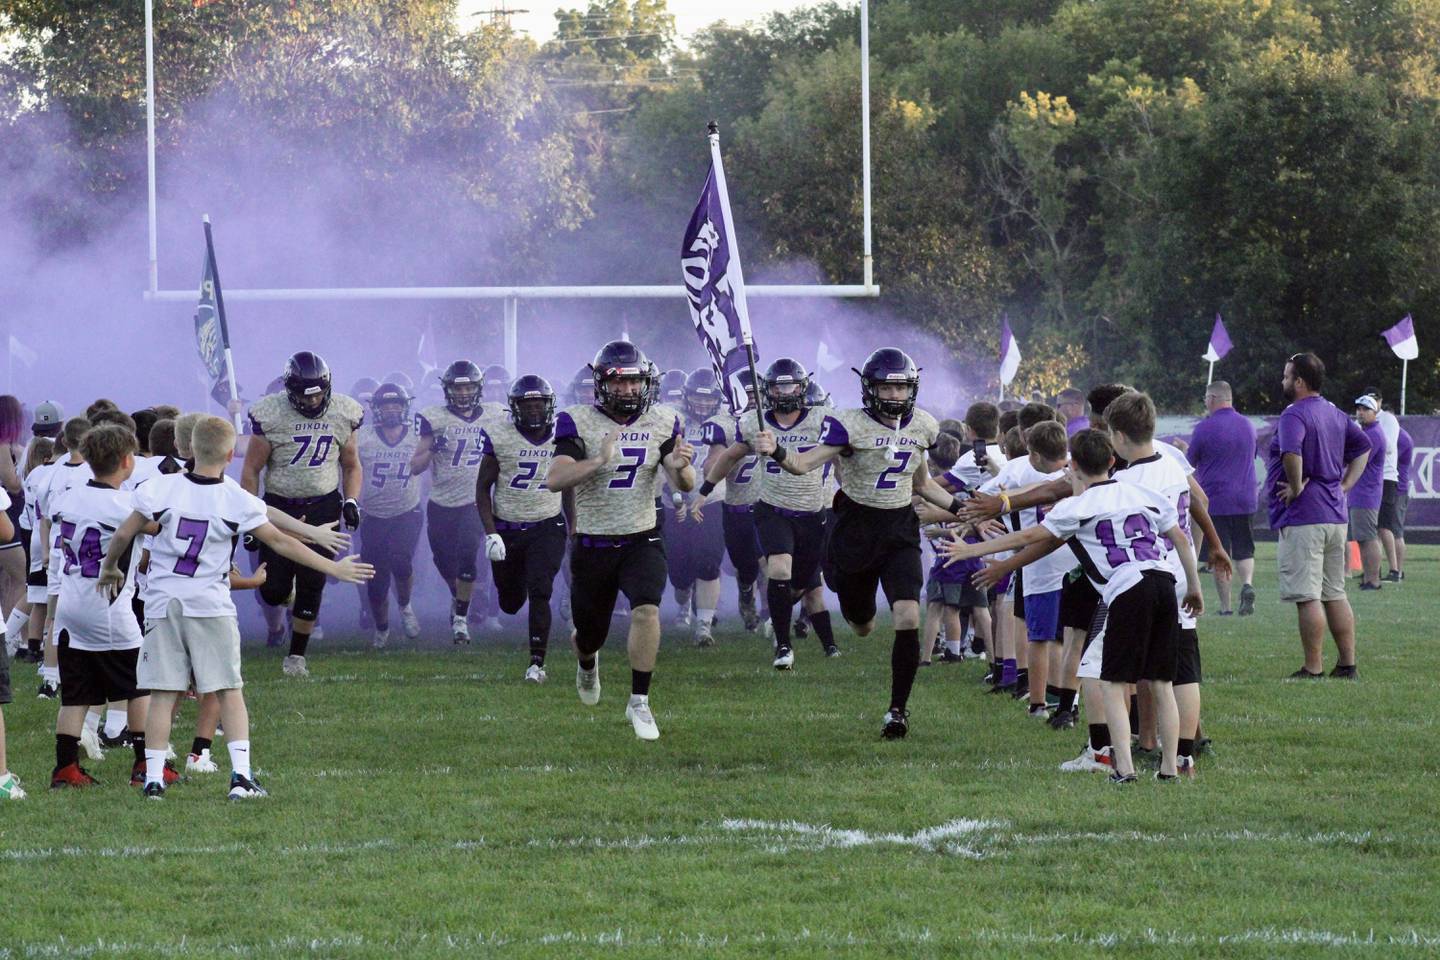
[999,492,1012,515]
[698,480,716,496]
[770,445,788,464]
[947,496,964,516]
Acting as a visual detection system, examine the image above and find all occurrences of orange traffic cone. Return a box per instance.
[1347,540,1362,573]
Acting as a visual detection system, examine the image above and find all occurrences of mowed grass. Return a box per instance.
[2,545,1438,959]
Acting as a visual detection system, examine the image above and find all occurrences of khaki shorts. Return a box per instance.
[137,599,244,694]
[1277,523,1347,603]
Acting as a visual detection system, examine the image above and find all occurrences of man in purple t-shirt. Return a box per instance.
[1349,396,1388,590]
[1387,425,1414,581]
[1264,353,1371,679]
[1187,381,1258,615]
[1057,388,1088,437]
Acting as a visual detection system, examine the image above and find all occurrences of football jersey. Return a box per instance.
[740,408,827,513]
[554,403,681,535]
[946,443,1009,492]
[981,458,1071,593]
[815,407,940,509]
[480,418,562,523]
[23,461,54,572]
[52,481,142,651]
[1041,478,1178,607]
[123,455,166,491]
[355,423,422,519]
[248,391,365,499]
[1115,449,1196,627]
[42,460,95,588]
[130,472,269,619]
[700,415,760,506]
[416,402,504,508]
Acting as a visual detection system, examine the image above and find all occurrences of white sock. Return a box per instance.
[5,609,27,639]
[145,748,167,786]
[697,608,715,626]
[84,709,102,733]
[228,739,252,779]
[104,708,127,738]
[945,640,963,655]
[628,693,647,705]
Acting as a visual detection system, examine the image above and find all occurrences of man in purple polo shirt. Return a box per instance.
[1387,423,1413,581]
[1187,381,1257,615]
[1349,396,1388,591]
[1264,353,1371,680]
[1057,388,1088,437]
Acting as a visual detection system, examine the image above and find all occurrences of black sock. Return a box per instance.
[767,579,793,645]
[810,610,835,648]
[453,597,470,618]
[56,734,81,769]
[739,581,754,602]
[1014,668,1029,688]
[1179,737,1195,758]
[1089,723,1111,751]
[289,629,310,658]
[133,737,147,766]
[970,634,986,655]
[889,628,920,711]
[578,655,596,671]
[528,600,551,659]
[1057,688,1077,713]
[631,669,652,697]
[27,638,40,655]
[191,736,212,756]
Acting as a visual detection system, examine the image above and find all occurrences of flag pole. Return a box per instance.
[203,215,243,431]
[1401,357,1408,415]
[1207,359,1215,386]
[707,121,765,439]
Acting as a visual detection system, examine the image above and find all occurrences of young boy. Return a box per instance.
[919,433,968,665]
[943,429,1202,781]
[100,417,374,800]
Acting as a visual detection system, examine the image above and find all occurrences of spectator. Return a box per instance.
[1187,381,1258,615]
[1057,388,1088,437]
[1349,396,1387,590]
[1264,353,1370,680]
[1363,388,1403,581]
[1386,423,1413,582]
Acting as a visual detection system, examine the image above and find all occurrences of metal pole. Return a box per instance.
[145,0,159,294]
[860,0,874,291]
[1207,360,1215,386]
[504,296,518,376]
[1401,357,1408,415]
[143,283,879,302]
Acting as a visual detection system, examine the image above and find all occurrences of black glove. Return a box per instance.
[431,433,450,453]
[342,498,361,531]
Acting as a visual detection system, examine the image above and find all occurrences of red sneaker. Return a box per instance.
[50,763,99,789]
[130,760,182,786]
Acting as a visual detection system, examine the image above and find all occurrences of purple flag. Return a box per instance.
[1382,314,1419,360]
[1202,313,1232,362]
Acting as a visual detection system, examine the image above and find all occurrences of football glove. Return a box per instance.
[485,533,507,562]
[342,498,362,530]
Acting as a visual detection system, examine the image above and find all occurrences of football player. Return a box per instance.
[662,369,726,645]
[356,382,423,647]
[692,370,764,632]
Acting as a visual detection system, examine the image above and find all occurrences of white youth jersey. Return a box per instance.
[1115,449,1196,627]
[123,455,168,491]
[816,407,940,509]
[131,472,269,619]
[1041,478,1178,607]
[23,461,55,573]
[52,482,142,651]
[480,418,562,523]
[355,423,422,518]
[42,460,95,589]
[982,457,1071,593]
[946,443,1008,492]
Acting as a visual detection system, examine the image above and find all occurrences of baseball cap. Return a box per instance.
[1354,395,1379,412]
[32,401,64,431]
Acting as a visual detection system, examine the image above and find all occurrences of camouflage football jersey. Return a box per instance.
[480,418,562,523]
[417,401,504,508]
[248,391,365,499]
[700,414,761,506]
[355,423,421,519]
[554,403,681,536]
[815,407,939,509]
[740,408,827,513]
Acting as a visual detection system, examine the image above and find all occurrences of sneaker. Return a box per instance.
[1048,707,1078,731]
[881,708,909,740]
[1288,667,1324,680]
[400,604,422,639]
[372,626,391,649]
[130,760,181,785]
[228,772,269,800]
[1176,755,1196,778]
[625,696,660,741]
[1238,583,1256,616]
[1010,680,1030,700]
[50,762,98,788]
[451,615,471,645]
[576,655,601,706]
[524,663,547,684]
[282,654,309,678]
[37,679,58,700]
[1109,772,1138,785]
[1060,745,1114,773]
[694,620,715,648]
[823,643,841,658]
[1330,663,1358,679]
[938,649,966,664]
[143,781,165,801]
[1155,771,1180,783]
[80,726,106,761]
[1027,703,1053,720]
[0,771,25,800]
[186,749,219,773]
[1359,581,1382,591]
[1383,570,1403,583]
[773,645,795,670]
[99,726,130,749]
[793,611,810,639]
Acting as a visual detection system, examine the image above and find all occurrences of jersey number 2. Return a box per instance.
[875,449,913,490]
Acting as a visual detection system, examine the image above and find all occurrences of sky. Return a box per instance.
[454,0,822,44]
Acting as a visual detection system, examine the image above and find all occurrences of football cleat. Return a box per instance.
[372,626,390,649]
[98,726,130,749]
[50,763,98,789]
[282,655,309,678]
[881,708,910,740]
[1059,745,1114,773]
[625,697,660,741]
[773,645,795,670]
[79,726,106,761]
[228,773,269,800]
[187,749,219,774]
[576,655,601,706]
[1027,703,1053,720]
[400,604,422,639]
[0,772,25,800]
[1048,708,1078,731]
[131,761,181,786]
[524,663,547,684]
[37,679,58,700]
[694,620,715,648]
[143,781,166,801]
[938,649,966,664]
[823,643,842,658]
[451,615,471,645]
[1237,583,1256,616]
[1109,772,1139,785]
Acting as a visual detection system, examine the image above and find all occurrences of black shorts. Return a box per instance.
[664,502,725,589]
[57,632,145,706]
[427,501,483,583]
[1378,481,1408,535]
[755,501,827,587]
[1013,566,1025,621]
[824,492,922,625]
[1211,513,1256,563]
[721,505,761,583]
[1175,628,1202,686]
[258,490,340,619]
[1060,569,1100,632]
[1,496,23,550]
[361,507,424,577]
[1096,570,1179,683]
[26,566,45,588]
[493,514,567,613]
[0,645,10,704]
[570,531,668,650]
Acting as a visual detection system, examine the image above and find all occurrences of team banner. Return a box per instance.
[681,128,758,416]
[194,217,241,422]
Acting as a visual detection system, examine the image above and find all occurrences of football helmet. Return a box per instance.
[569,365,596,406]
[371,382,411,429]
[351,377,379,405]
[482,364,511,399]
[590,340,655,417]
[383,370,416,397]
[805,379,831,409]
[283,351,332,419]
[658,369,687,408]
[508,375,557,432]
[762,358,810,414]
[856,348,920,420]
[683,368,722,421]
[441,360,483,415]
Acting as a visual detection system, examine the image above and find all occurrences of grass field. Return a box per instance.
[2,544,1438,958]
